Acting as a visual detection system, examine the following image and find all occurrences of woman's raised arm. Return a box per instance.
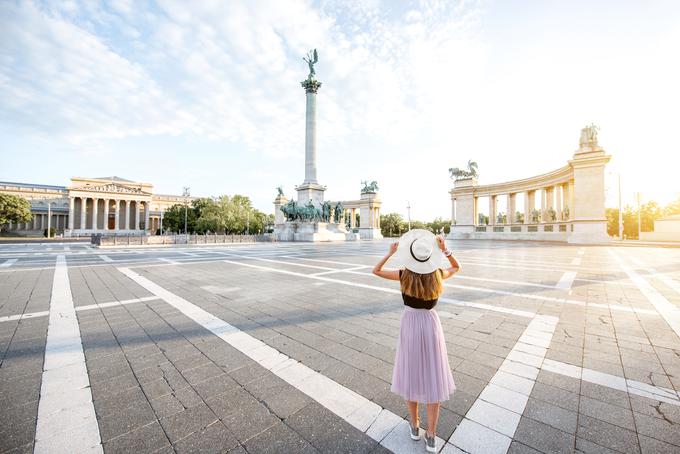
[373,242,400,280]
[436,235,461,279]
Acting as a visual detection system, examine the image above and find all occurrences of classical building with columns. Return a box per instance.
[0,176,194,236]
[448,126,611,243]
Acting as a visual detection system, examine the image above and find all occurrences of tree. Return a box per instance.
[162,203,197,233]
[0,194,32,230]
[380,213,405,237]
[410,220,426,230]
[426,217,450,234]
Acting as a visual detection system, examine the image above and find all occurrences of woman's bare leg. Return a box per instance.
[426,403,440,436]
[407,400,419,427]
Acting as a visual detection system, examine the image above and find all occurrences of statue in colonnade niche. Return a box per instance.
[449,160,478,180]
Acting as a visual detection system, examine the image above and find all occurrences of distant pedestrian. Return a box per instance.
[373,229,460,452]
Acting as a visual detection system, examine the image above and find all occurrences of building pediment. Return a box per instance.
[70,183,151,196]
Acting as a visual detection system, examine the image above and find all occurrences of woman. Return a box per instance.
[373,229,460,452]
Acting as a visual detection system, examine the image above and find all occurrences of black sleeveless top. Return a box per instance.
[399,270,439,310]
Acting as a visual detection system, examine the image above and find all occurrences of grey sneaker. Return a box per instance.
[410,419,421,440]
[425,433,437,452]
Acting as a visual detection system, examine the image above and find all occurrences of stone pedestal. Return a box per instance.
[296,183,326,208]
[358,192,382,239]
[273,194,288,225]
[567,132,611,244]
[448,178,477,239]
[275,221,355,242]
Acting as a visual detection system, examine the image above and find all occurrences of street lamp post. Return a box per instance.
[406,201,411,231]
[182,187,190,237]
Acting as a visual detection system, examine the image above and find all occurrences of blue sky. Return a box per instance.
[1,0,679,220]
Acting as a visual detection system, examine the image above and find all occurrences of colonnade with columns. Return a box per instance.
[4,213,69,232]
[448,126,611,243]
[67,196,151,232]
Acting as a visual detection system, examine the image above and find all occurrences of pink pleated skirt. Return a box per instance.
[391,306,456,403]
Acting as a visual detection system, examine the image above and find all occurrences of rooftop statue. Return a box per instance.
[449,160,478,180]
[276,186,284,197]
[361,180,379,193]
[580,123,600,147]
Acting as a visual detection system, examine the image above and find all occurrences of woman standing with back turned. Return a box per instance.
[373,229,460,452]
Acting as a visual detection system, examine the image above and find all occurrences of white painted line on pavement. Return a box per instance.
[311,265,370,276]
[556,271,576,290]
[117,266,446,451]
[34,255,102,453]
[631,257,680,297]
[610,250,680,339]
[221,258,536,319]
[571,257,582,266]
[97,255,114,263]
[0,296,160,324]
[0,258,18,268]
[542,358,680,405]
[448,315,558,453]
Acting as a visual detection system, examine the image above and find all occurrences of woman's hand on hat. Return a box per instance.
[388,242,399,255]
[436,235,446,251]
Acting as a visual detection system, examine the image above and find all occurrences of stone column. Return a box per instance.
[135,201,141,230]
[103,199,109,230]
[145,202,150,233]
[451,198,456,225]
[508,193,516,224]
[489,195,497,225]
[125,200,131,230]
[80,197,86,229]
[554,185,563,221]
[114,200,120,231]
[68,197,74,230]
[351,209,356,228]
[302,79,321,184]
[524,191,534,223]
[540,189,547,222]
[92,198,98,231]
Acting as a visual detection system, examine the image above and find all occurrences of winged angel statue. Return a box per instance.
[303,49,318,80]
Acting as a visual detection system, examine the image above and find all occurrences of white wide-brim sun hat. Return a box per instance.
[395,229,443,275]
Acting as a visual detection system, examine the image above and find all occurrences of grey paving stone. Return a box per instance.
[102,421,170,454]
[173,421,239,454]
[580,381,631,409]
[150,393,186,419]
[98,399,158,442]
[530,381,580,412]
[94,386,147,418]
[577,415,640,454]
[507,441,543,454]
[0,417,36,452]
[192,373,240,400]
[243,421,316,454]
[91,372,141,400]
[575,437,620,454]
[579,395,636,431]
[633,410,680,447]
[536,369,581,393]
[524,397,578,434]
[160,403,219,444]
[218,393,279,444]
[514,416,575,454]
[141,378,174,400]
[637,434,679,454]
[286,402,377,454]
[416,405,462,440]
[228,361,270,385]
[442,389,476,417]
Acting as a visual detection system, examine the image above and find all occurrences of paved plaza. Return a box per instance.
[1,240,680,453]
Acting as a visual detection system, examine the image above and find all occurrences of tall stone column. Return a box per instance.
[145,202,150,233]
[540,189,547,222]
[68,197,74,230]
[451,198,456,225]
[135,201,141,230]
[554,185,563,220]
[296,76,326,207]
[114,200,120,230]
[489,195,497,225]
[508,193,516,224]
[103,199,109,230]
[92,198,98,231]
[125,200,131,230]
[524,191,535,223]
[80,197,86,229]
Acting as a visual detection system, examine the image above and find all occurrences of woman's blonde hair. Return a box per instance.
[400,268,443,300]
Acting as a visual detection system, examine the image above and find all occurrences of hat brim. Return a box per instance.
[395,229,442,274]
